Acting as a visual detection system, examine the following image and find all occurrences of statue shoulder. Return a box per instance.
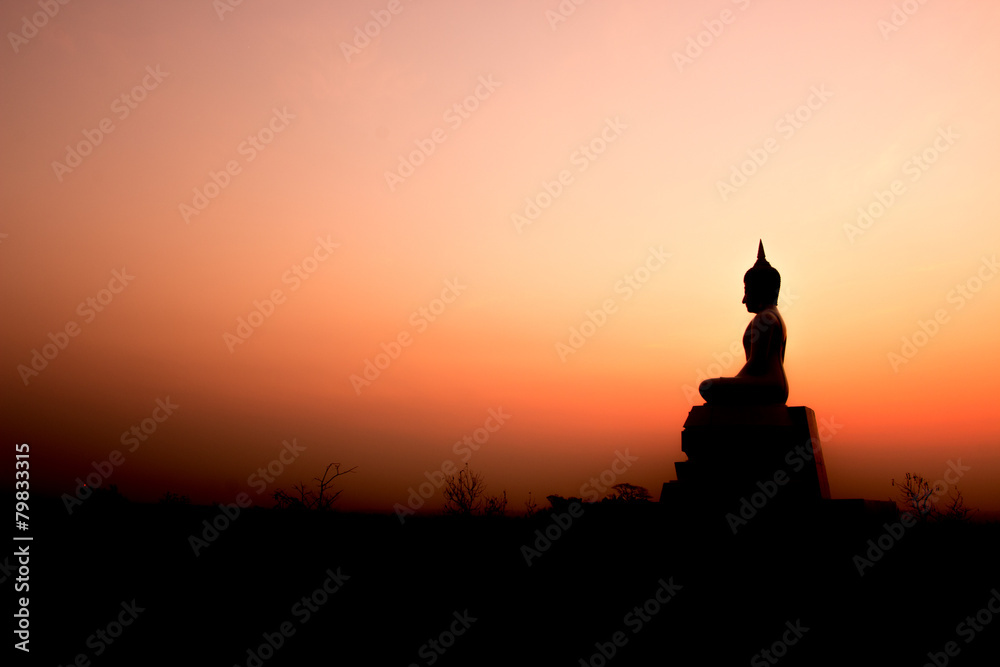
[754,307,785,329]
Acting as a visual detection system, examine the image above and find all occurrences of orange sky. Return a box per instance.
[3,0,999,515]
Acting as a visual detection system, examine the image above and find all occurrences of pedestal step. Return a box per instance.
[665,405,831,505]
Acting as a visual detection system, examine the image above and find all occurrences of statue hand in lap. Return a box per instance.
[699,241,788,405]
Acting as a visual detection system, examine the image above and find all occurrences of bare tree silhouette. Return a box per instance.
[524,491,539,518]
[442,464,486,516]
[892,472,973,522]
[606,482,652,503]
[484,490,508,517]
[942,490,973,522]
[892,473,934,520]
[274,462,356,511]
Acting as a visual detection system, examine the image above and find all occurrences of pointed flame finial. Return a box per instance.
[750,240,771,271]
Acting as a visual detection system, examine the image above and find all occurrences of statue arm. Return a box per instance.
[699,307,787,404]
[736,312,778,378]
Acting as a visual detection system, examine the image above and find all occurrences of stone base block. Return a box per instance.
[666,404,830,504]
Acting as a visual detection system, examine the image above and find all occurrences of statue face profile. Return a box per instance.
[742,281,778,313]
[698,241,788,405]
[742,283,769,314]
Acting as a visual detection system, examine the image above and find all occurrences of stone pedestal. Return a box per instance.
[662,405,830,506]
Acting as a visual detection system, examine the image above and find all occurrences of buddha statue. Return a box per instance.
[699,241,788,405]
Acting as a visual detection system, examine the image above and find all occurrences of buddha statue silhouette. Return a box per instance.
[699,241,788,405]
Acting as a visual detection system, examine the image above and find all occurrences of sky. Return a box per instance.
[3,0,999,516]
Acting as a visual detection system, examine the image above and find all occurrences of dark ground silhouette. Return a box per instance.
[22,494,1000,666]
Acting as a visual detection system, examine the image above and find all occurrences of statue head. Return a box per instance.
[742,240,780,312]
